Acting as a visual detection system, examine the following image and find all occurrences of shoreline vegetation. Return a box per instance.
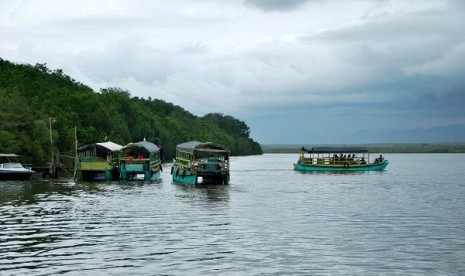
[0,58,262,166]
[261,143,465,154]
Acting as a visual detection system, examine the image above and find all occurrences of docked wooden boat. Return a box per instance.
[293,147,389,172]
[119,140,162,181]
[0,154,34,180]
[75,141,122,181]
[171,141,230,184]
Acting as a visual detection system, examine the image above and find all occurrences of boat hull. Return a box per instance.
[0,170,34,180]
[120,169,161,181]
[0,156,35,181]
[294,161,389,172]
[75,169,117,181]
[75,158,118,181]
[172,171,197,184]
[171,166,229,185]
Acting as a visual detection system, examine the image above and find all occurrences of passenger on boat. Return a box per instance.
[347,154,353,162]
[375,155,384,163]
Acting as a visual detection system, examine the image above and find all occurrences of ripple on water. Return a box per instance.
[1,154,465,275]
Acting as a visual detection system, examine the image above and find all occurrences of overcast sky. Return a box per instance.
[1,0,465,144]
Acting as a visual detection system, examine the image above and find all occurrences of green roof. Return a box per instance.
[304,147,368,154]
[176,140,230,153]
[122,140,160,154]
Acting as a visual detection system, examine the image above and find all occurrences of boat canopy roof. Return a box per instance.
[77,141,123,154]
[0,153,20,163]
[0,153,20,157]
[304,147,368,154]
[176,140,230,153]
[122,140,160,153]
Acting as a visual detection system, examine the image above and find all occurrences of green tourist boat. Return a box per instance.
[171,141,230,184]
[75,141,122,181]
[293,147,389,172]
[119,140,162,181]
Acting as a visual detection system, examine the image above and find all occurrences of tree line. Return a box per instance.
[0,58,262,165]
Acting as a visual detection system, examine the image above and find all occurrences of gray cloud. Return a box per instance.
[244,0,311,11]
[1,0,464,143]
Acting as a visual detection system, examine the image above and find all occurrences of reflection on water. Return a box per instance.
[173,183,230,203]
[1,154,465,275]
[0,176,234,275]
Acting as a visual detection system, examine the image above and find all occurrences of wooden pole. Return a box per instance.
[49,117,54,177]
[73,127,78,180]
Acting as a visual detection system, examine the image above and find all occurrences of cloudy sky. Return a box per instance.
[1,0,465,144]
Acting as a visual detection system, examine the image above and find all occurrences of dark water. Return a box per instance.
[1,154,465,275]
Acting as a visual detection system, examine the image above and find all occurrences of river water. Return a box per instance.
[1,154,465,275]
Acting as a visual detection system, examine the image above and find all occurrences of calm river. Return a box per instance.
[1,154,465,275]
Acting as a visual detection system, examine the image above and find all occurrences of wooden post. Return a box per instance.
[73,127,78,180]
[49,117,55,178]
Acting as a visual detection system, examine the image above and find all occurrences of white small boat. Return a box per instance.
[0,154,34,180]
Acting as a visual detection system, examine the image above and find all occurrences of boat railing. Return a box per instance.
[121,156,147,163]
[120,156,161,169]
[80,156,99,162]
[300,156,369,165]
[196,159,229,173]
[174,156,229,173]
[80,156,116,164]
[175,158,193,170]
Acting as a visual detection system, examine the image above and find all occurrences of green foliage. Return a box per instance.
[202,113,250,137]
[201,113,262,155]
[0,58,262,164]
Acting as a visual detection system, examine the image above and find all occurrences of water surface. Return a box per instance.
[1,154,464,275]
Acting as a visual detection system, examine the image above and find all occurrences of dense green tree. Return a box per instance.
[202,113,251,138]
[201,113,262,155]
[0,58,262,164]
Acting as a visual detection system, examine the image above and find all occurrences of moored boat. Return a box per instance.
[171,141,230,184]
[75,141,122,181]
[0,154,34,180]
[293,147,389,172]
[119,140,162,181]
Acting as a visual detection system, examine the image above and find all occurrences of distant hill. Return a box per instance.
[261,143,465,153]
[349,124,465,143]
[262,124,465,153]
